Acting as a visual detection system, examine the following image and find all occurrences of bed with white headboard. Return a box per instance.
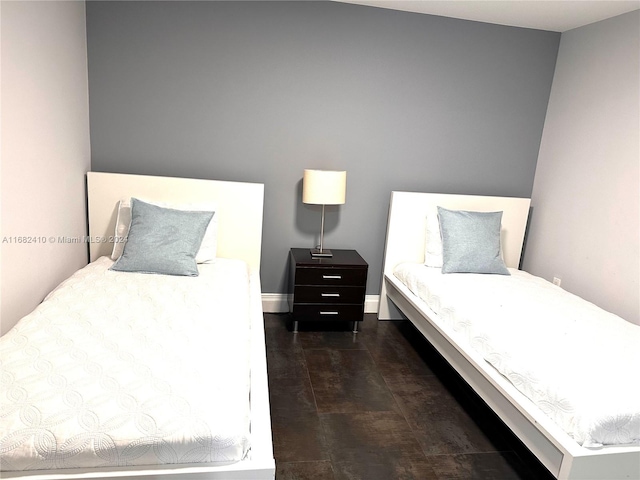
[378,191,640,480]
[1,172,275,479]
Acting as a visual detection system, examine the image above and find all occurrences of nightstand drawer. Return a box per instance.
[294,268,367,286]
[291,304,364,322]
[293,285,365,304]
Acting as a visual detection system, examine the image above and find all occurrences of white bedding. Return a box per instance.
[0,256,252,472]
[393,263,640,448]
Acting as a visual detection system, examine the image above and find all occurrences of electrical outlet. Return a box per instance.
[552,277,562,287]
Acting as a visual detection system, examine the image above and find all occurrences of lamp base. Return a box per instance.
[310,248,333,257]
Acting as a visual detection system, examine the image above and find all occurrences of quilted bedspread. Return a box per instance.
[393,263,640,448]
[1,257,251,471]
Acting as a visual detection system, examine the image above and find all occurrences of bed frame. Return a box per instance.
[3,172,275,479]
[378,191,640,480]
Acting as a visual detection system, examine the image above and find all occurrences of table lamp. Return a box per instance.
[302,169,347,257]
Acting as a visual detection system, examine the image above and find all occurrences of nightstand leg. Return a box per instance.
[293,320,299,333]
[352,321,359,333]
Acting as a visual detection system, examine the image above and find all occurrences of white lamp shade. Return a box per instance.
[302,169,347,205]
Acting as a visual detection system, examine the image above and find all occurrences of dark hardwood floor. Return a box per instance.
[265,312,555,480]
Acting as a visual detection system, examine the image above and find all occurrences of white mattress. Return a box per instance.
[0,257,252,472]
[393,263,640,448]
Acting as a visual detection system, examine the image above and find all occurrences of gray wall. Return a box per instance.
[87,1,560,295]
[2,1,91,334]
[523,11,640,324]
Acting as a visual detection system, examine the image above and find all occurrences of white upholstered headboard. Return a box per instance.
[86,172,264,273]
[379,191,531,319]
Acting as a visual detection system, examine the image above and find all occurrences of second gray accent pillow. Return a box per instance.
[110,198,214,276]
[437,206,510,275]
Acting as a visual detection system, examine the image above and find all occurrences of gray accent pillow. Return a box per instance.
[437,206,510,275]
[110,198,214,276]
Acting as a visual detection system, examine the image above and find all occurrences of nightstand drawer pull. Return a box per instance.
[321,293,340,297]
[322,274,342,279]
[319,311,339,315]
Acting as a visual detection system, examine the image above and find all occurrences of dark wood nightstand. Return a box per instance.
[288,248,368,333]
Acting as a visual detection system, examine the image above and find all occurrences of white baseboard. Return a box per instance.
[364,295,380,314]
[262,293,380,314]
[261,293,289,313]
